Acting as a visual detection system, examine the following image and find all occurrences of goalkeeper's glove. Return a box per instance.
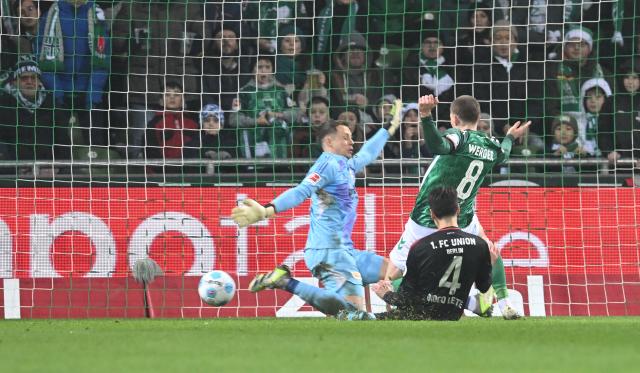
[231,199,275,228]
[384,99,403,136]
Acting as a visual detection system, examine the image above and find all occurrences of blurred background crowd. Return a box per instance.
[0,0,638,176]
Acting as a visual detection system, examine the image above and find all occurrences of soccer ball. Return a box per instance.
[198,270,236,306]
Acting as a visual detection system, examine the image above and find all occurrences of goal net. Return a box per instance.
[0,0,638,318]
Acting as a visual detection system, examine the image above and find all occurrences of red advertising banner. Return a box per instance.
[0,187,639,317]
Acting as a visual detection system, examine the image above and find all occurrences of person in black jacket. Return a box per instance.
[372,187,498,321]
[474,20,545,134]
[610,60,640,171]
[0,55,70,174]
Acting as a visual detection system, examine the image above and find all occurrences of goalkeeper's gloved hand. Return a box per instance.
[384,99,403,136]
[231,199,275,228]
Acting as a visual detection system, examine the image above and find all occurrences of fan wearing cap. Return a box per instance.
[548,114,586,173]
[330,31,388,115]
[545,26,613,131]
[0,55,70,166]
[199,103,234,162]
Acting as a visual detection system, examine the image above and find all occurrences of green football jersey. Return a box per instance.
[411,121,512,228]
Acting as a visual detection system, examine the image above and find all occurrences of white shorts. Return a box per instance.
[389,215,482,274]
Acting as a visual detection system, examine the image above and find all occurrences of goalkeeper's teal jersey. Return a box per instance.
[411,124,510,228]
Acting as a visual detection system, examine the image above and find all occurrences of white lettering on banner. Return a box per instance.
[128,212,215,276]
[496,231,549,267]
[0,218,12,278]
[30,213,116,278]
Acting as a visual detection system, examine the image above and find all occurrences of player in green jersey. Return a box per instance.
[386,94,531,319]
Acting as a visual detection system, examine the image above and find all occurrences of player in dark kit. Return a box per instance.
[372,187,498,320]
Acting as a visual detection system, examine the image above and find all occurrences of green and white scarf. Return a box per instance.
[6,82,48,113]
[39,2,108,72]
[557,62,604,112]
[419,54,454,95]
[419,55,448,80]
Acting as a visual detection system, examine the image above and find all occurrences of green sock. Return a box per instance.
[391,278,403,292]
[492,256,509,300]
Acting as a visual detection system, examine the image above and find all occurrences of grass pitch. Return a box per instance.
[1,317,639,372]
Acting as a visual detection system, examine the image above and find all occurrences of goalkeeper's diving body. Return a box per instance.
[372,187,499,320]
[386,94,531,319]
[232,100,404,319]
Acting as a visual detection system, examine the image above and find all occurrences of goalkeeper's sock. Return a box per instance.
[492,256,509,300]
[285,279,353,316]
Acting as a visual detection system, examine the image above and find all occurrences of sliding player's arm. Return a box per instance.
[377,247,420,306]
[232,160,336,227]
[351,99,403,173]
[372,280,411,307]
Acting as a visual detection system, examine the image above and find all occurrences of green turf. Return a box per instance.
[1,318,639,372]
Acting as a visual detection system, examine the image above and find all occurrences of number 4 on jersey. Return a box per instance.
[439,256,463,295]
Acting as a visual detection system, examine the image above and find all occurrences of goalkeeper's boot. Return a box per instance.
[248,264,291,292]
[473,286,495,317]
[336,310,376,321]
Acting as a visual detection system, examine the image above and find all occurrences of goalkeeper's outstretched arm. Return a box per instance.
[350,99,403,173]
[232,162,336,227]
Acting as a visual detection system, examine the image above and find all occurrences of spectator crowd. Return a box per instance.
[0,0,638,175]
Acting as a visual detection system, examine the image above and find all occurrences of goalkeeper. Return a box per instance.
[232,100,403,319]
[372,187,498,321]
[386,95,530,319]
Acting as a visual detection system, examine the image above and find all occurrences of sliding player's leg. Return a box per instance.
[467,216,522,319]
[491,256,521,319]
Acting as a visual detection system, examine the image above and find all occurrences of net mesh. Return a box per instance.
[0,0,638,318]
